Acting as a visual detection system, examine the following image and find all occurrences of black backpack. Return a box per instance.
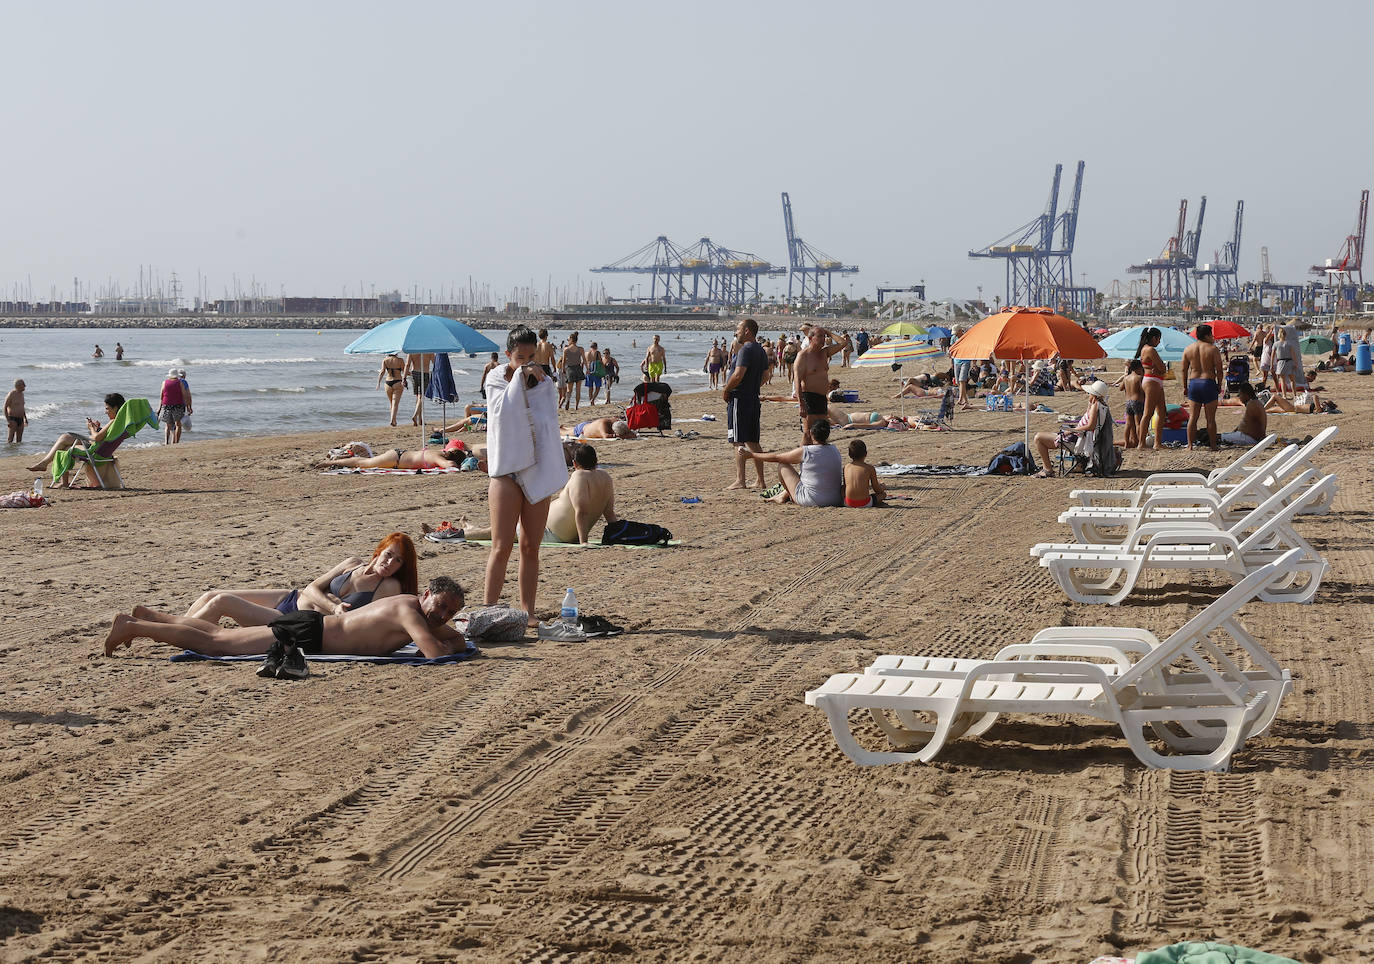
[601,520,673,546]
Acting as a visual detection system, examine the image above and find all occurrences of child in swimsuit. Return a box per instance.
[842,439,887,508]
[1114,360,1145,448]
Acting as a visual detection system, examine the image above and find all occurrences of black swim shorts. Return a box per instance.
[410,371,431,395]
[269,609,325,654]
[800,391,828,415]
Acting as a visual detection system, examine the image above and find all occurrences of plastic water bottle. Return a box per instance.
[560,588,578,625]
[32,477,42,499]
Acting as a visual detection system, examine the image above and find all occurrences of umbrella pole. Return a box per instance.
[1025,365,1032,473]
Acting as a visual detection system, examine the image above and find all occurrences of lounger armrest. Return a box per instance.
[1139,490,1222,511]
[1069,488,1144,508]
[1209,433,1278,483]
[1028,626,1158,652]
[1141,472,1211,488]
[992,643,1134,670]
[1135,527,1239,558]
[959,660,1115,696]
[1125,520,1225,552]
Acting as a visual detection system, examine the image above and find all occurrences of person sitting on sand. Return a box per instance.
[740,418,843,506]
[319,444,465,470]
[564,416,636,440]
[1219,382,1268,447]
[425,443,619,546]
[183,532,419,627]
[25,392,126,485]
[104,577,468,661]
[843,439,887,507]
[1031,380,1109,478]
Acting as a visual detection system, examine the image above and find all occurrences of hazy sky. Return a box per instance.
[5,0,1370,304]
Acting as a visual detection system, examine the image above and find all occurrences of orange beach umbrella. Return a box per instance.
[951,307,1107,472]
[949,306,1106,362]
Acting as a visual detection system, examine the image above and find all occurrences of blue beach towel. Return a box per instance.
[170,643,480,666]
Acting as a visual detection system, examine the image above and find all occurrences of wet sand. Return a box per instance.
[0,361,1369,962]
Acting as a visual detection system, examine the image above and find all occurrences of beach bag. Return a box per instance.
[601,519,672,546]
[625,400,660,432]
[0,491,45,509]
[987,441,1035,476]
[461,605,528,642]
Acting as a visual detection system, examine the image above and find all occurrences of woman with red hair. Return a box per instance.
[180,533,420,627]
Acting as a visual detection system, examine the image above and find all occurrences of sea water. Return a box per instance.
[0,326,743,456]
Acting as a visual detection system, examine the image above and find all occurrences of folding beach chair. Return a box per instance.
[50,398,158,490]
[915,387,955,428]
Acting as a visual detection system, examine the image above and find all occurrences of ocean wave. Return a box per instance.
[22,402,63,419]
[253,386,307,394]
[27,361,85,370]
[130,356,322,367]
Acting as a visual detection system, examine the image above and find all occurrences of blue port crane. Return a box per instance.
[781,192,859,302]
[969,162,1093,312]
[1195,201,1244,306]
[590,235,784,305]
[1128,196,1207,305]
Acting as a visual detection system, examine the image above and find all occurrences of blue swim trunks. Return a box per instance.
[1186,378,1220,405]
[585,374,603,390]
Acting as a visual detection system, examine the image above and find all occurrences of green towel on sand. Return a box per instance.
[1137,941,1298,964]
[51,398,156,484]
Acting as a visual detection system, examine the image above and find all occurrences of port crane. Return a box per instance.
[781,192,859,302]
[969,161,1093,312]
[1128,196,1206,305]
[590,235,783,305]
[1195,201,1244,306]
[1309,188,1368,310]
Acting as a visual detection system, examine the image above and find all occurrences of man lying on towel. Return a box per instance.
[104,577,467,659]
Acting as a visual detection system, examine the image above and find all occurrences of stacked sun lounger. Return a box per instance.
[805,429,1339,772]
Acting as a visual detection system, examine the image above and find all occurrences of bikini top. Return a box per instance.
[329,567,377,608]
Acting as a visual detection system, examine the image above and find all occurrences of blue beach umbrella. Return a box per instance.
[923,325,953,342]
[345,314,498,449]
[343,313,499,356]
[1097,325,1195,362]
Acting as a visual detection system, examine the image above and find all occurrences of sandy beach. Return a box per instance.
[0,360,1370,963]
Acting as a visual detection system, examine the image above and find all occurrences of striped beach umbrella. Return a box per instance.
[852,339,946,368]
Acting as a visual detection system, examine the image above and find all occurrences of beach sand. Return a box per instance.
[0,362,1370,962]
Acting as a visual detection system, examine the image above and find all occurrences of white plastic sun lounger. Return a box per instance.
[1070,426,1338,515]
[1053,458,1335,546]
[863,619,1291,752]
[804,552,1301,771]
[1035,471,1331,605]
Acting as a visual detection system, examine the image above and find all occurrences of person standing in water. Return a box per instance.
[378,353,406,426]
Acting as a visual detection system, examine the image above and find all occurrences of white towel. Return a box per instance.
[484,364,569,504]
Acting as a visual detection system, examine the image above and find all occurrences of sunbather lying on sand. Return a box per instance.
[563,416,636,439]
[184,532,418,626]
[104,577,468,659]
[318,444,465,470]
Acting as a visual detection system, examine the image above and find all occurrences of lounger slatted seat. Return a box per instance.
[804,552,1301,772]
[1035,471,1331,605]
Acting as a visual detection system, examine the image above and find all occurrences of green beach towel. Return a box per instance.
[1136,942,1298,964]
[51,398,157,485]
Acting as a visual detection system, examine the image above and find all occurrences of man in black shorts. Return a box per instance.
[405,352,434,426]
[724,317,769,490]
[793,324,850,444]
[103,578,469,675]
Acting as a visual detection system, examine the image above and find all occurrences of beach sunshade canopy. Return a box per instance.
[1096,325,1196,362]
[343,314,499,355]
[1196,319,1251,340]
[923,325,952,340]
[949,307,1106,362]
[1299,335,1335,355]
[951,308,1106,472]
[852,339,946,368]
[1093,327,1110,336]
[881,321,928,337]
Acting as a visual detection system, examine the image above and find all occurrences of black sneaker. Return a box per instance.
[276,646,309,681]
[257,639,286,679]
